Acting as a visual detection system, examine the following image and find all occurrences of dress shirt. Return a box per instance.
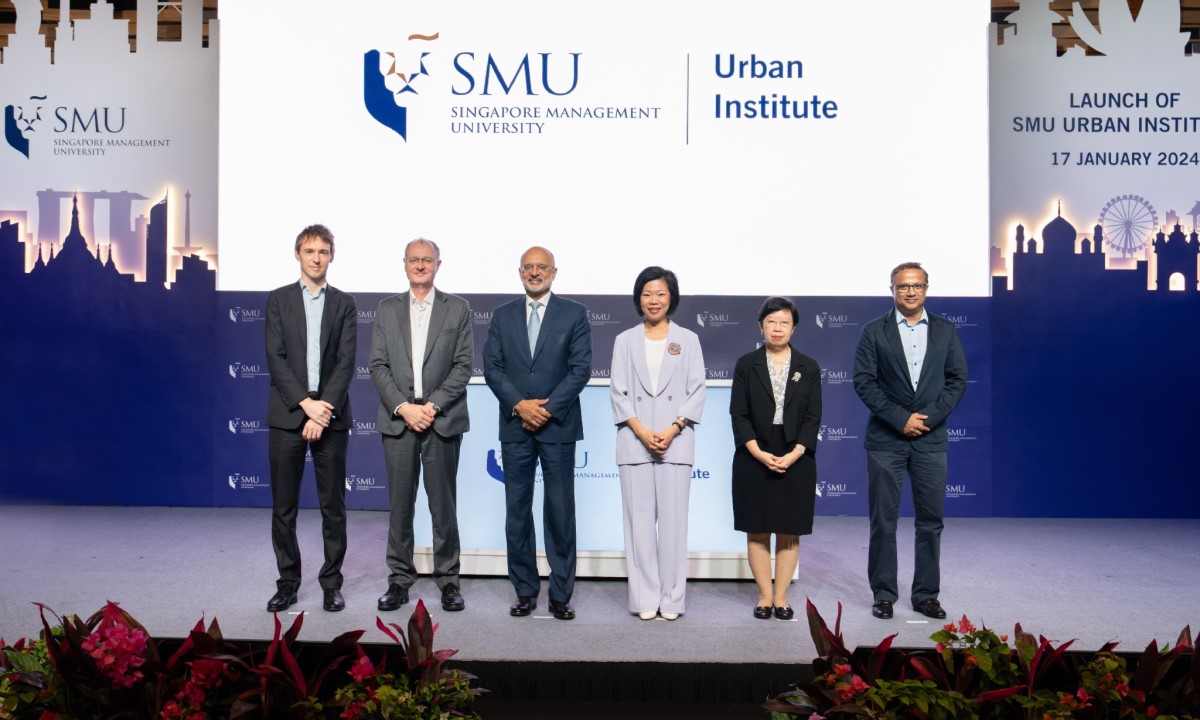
[301,280,327,392]
[410,288,436,399]
[524,291,551,325]
[895,307,929,391]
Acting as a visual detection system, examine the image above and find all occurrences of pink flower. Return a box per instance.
[935,643,945,653]
[832,663,852,675]
[81,621,148,689]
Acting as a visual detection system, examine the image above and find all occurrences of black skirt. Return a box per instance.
[732,425,816,535]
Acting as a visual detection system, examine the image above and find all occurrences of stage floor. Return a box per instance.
[1,506,1196,665]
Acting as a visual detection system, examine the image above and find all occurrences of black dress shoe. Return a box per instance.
[872,600,894,619]
[377,583,409,611]
[753,605,773,620]
[267,589,297,612]
[323,588,345,612]
[774,605,795,620]
[914,598,947,619]
[549,600,575,620]
[441,583,465,612]
[510,596,536,616]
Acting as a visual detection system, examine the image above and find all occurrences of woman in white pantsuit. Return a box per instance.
[610,267,706,620]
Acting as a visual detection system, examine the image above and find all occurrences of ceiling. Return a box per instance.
[3,2,1200,59]
[0,0,219,52]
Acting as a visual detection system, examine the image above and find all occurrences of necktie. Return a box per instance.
[528,301,542,354]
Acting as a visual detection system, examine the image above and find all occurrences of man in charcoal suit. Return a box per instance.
[264,223,357,613]
[370,238,473,613]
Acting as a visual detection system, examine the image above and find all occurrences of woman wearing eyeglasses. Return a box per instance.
[609,266,706,621]
[729,296,822,620]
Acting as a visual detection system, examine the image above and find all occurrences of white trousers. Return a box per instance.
[619,462,692,614]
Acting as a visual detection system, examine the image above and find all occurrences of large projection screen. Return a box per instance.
[219,0,990,297]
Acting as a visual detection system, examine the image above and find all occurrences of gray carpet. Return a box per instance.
[1,506,1196,663]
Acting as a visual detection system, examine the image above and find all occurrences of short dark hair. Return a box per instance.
[632,266,680,317]
[295,224,334,256]
[890,262,928,286]
[758,296,799,325]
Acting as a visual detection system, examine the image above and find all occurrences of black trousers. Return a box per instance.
[269,426,348,592]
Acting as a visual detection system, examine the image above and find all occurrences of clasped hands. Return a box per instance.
[753,444,805,474]
[516,398,553,433]
[300,396,335,442]
[396,401,437,433]
[636,423,681,457]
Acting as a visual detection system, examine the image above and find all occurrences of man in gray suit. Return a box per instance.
[369,238,473,612]
[853,262,967,622]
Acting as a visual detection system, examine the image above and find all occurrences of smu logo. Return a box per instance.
[352,421,377,436]
[820,368,851,386]
[364,32,440,141]
[347,474,382,492]
[228,418,266,435]
[486,448,589,483]
[228,361,267,379]
[357,309,377,324]
[4,94,45,158]
[228,306,264,323]
[451,52,581,96]
[817,425,853,442]
[696,311,735,329]
[228,473,265,490]
[815,312,854,329]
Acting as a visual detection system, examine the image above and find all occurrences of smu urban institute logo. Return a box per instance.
[364,33,439,141]
[4,95,45,158]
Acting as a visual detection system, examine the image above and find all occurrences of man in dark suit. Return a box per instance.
[264,224,357,613]
[853,262,967,621]
[484,246,592,620]
[369,238,472,613]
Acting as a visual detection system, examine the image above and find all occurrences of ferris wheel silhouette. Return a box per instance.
[1098,194,1157,257]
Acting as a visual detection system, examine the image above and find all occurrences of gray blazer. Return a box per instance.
[610,322,707,465]
[369,290,473,438]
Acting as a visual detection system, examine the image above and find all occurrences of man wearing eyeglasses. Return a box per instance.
[370,238,473,613]
[853,262,967,622]
[483,246,592,620]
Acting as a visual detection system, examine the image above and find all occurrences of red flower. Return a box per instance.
[935,642,945,653]
[999,634,1008,642]
[965,655,978,666]
[1147,706,1158,718]
[833,663,852,675]
[348,654,376,684]
[943,623,957,633]
[956,615,976,634]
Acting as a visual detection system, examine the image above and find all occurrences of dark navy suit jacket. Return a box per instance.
[483,293,592,443]
[852,309,967,452]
